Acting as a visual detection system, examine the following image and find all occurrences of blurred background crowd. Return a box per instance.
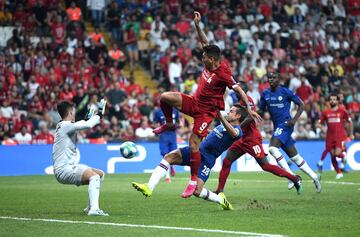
[0,0,359,145]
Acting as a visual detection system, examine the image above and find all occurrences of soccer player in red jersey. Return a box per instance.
[153,12,262,198]
[215,81,303,194]
[318,94,354,179]
[317,93,348,173]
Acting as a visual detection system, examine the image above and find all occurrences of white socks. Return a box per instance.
[269,146,318,181]
[269,146,294,175]
[198,188,222,204]
[148,159,170,191]
[290,154,318,180]
[88,174,100,210]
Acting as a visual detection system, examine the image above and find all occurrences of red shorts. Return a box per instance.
[181,93,216,137]
[326,140,345,151]
[229,136,266,159]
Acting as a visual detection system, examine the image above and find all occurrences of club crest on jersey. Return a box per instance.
[278,96,283,101]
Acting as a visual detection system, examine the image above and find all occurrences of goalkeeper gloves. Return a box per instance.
[86,107,96,120]
[97,98,107,119]
[85,99,107,120]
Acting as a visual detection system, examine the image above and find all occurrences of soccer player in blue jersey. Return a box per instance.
[153,107,179,182]
[259,72,321,192]
[132,105,256,209]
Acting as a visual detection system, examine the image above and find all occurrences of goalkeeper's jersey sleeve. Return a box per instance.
[52,116,100,169]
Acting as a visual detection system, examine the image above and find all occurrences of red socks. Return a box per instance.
[331,155,341,173]
[160,100,173,124]
[190,151,201,181]
[320,149,328,161]
[261,163,298,183]
[216,158,233,193]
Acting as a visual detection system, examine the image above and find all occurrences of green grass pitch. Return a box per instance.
[0,172,359,237]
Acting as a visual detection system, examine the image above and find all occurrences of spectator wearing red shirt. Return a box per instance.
[177,41,192,67]
[50,15,66,44]
[195,0,208,15]
[166,0,181,16]
[259,1,272,17]
[347,0,360,16]
[59,83,74,101]
[32,125,54,144]
[126,78,144,95]
[296,77,313,103]
[66,2,82,22]
[129,107,143,130]
[176,15,190,35]
[214,24,227,41]
[13,114,33,134]
[13,4,27,26]
[216,4,232,26]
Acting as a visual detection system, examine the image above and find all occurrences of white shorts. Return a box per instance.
[54,164,90,186]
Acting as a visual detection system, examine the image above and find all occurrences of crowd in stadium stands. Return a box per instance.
[0,0,359,145]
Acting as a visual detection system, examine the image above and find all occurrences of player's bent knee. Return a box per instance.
[164,153,176,165]
[81,169,98,184]
[268,146,281,157]
[92,168,104,177]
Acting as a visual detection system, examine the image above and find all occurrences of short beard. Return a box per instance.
[330,103,337,108]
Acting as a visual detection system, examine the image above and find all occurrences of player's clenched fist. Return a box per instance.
[194,11,201,24]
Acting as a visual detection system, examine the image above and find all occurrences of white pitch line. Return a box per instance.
[175,177,360,186]
[0,216,285,237]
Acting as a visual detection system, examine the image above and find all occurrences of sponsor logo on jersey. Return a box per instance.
[269,103,284,108]
[213,127,223,139]
[328,117,341,123]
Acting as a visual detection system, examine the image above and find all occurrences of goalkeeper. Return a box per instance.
[52,99,108,216]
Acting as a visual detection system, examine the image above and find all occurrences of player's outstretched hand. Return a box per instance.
[97,98,107,118]
[194,11,201,25]
[249,110,263,123]
[85,107,96,120]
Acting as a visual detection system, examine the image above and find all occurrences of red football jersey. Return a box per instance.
[319,107,350,141]
[194,60,236,112]
[239,96,262,139]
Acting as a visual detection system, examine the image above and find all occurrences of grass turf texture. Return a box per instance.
[0,172,359,237]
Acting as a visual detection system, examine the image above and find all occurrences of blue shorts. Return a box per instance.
[159,133,177,156]
[272,123,295,149]
[126,43,138,52]
[180,146,216,182]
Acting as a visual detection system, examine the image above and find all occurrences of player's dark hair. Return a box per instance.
[329,93,339,100]
[233,104,248,118]
[267,72,279,79]
[203,44,221,60]
[57,101,75,119]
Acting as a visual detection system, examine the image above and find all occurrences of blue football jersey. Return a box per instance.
[200,124,242,158]
[259,87,301,127]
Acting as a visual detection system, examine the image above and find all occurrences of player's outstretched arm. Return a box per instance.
[233,85,263,122]
[68,99,107,133]
[217,111,240,138]
[239,115,253,129]
[73,115,101,131]
[194,11,208,48]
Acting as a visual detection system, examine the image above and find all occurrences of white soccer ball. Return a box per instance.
[120,141,139,159]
